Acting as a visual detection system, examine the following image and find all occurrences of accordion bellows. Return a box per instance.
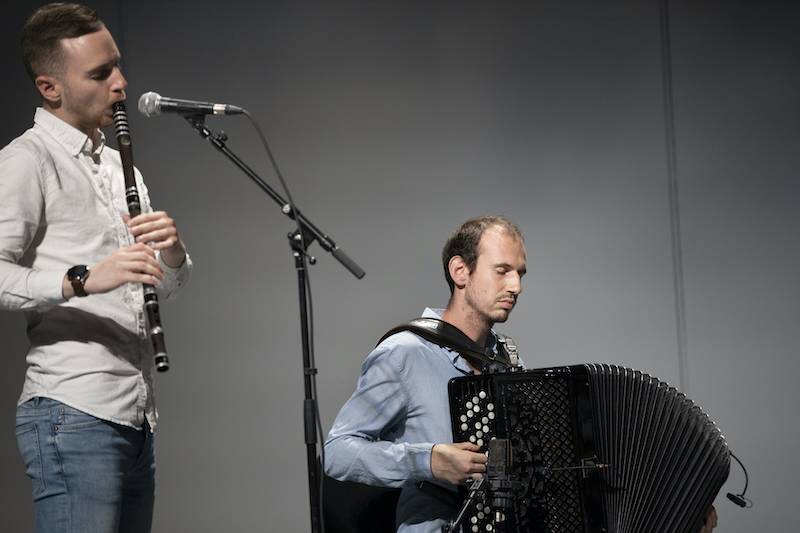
[448,364,730,533]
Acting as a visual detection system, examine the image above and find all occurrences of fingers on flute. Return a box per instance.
[86,246,163,293]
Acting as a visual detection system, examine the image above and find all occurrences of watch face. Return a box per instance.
[68,265,89,280]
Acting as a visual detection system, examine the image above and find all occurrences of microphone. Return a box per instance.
[138,91,244,117]
[727,493,747,507]
[486,439,516,524]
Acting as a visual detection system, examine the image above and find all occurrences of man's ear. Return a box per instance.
[448,255,470,290]
[35,75,62,106]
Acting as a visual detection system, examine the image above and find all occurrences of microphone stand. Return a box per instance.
[181,113,365,533]
[442,478,486,533]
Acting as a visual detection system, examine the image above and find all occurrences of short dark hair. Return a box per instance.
[442,215,524,294]
[20,3,105,82]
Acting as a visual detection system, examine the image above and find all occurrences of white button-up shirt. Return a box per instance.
[0,108,192,431]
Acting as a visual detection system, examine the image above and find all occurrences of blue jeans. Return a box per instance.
[15,398,156,533]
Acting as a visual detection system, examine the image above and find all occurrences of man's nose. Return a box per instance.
[112,67,127,92]
[508,273,522,295]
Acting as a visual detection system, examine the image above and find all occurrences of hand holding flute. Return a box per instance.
[125,211,186,268]
[60,211,186,360]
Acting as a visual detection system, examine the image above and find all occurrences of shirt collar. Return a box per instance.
[34,107,106,158]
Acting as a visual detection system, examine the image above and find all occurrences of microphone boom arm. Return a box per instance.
[182,113,365,279]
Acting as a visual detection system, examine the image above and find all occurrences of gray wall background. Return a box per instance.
[1,1,797,531]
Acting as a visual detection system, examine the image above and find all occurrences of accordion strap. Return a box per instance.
[377,317,519,369]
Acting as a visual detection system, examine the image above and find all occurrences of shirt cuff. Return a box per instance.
[408,442,436,482]
[156,253,192,301]
[33,269,68,307]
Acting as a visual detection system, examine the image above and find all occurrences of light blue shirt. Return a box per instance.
[324,308,503,532]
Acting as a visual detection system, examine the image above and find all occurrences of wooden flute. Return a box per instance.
[112,101,170,372]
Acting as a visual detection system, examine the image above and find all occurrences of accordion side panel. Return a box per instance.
[448,370,606,532]
[449,365,731,533]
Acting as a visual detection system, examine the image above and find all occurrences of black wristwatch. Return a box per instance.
[67,265,90,297]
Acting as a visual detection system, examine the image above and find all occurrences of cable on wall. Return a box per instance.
[658,0,690,395]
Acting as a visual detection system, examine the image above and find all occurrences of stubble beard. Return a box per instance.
[464,293,513,331]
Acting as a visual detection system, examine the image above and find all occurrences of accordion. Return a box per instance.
[448,364,730,533]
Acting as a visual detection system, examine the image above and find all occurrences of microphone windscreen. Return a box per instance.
[487,438,509,477]
[138,92,161,117]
